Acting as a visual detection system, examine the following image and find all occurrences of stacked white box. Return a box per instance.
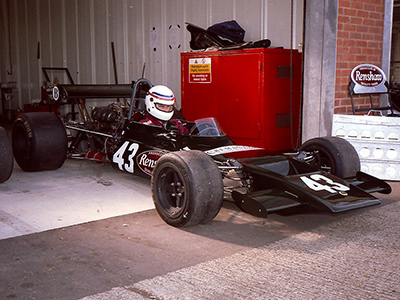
[332,114,400,181]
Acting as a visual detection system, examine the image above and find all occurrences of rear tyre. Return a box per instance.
[152,150,224,227]
[0,126,13,183]
[12,112,67,172]
[299,136,360,178]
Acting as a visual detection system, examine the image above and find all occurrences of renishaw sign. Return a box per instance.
[350,64,387,93]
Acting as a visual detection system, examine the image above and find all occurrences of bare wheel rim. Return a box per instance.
[156,165,188,219]
[310,147,335,174]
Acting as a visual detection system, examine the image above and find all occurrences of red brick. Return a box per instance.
[349,32,362,39]
[336,77,348,86]
[339,84,350,92]
[368,55,381,63]
[338,47,351,55]
[338,15,350,23]
[343,8,357,16]
[339,0,351,8]
[356,25,369,33]
[369,26,383,34]
[364,3,374,11]
[352,2,364,10]
[334,107,348,114]
[341,99,352,107]
[369,0,384,5]
[355,55,368,61]
[338,31,350,39]
[343,39,356,47]
[350,17,363,25]
[353,97,371,105]
[363,18,375,26]
[337,68,351,76]
[361,48,374,55]
[357,10,369,18]
[336,91,349,99]
[336,61,349,69]
[352,48,363,55]
[370,12,381,19]
[341,98,352,106]
[367,41,380,48]
[374,19,384,27]
[355,40,368,47]
[349,62,361,69]
[343,54,358,61]
[344,23,357,31]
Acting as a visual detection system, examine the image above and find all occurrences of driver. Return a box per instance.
[140,85,188,133]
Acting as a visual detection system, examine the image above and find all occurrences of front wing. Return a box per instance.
[232,161,391,218]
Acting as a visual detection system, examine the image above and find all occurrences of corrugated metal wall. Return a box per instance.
[0,0,303,111]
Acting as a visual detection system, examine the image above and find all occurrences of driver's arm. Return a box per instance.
[170,119,189,134]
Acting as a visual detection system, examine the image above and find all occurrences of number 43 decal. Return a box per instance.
[300,174,350,194]
[113,141,139,173]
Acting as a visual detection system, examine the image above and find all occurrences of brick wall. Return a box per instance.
[334,0,385,114]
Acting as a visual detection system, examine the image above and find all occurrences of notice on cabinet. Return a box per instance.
[189,58,211,83]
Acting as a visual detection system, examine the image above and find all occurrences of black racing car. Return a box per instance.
[10,78,391,227]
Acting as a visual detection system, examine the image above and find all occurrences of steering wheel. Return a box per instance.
[189,120,219,136]
[164,121,178,131]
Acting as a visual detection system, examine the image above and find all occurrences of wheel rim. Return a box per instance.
[308,147,335,174]
[156,165,187,219]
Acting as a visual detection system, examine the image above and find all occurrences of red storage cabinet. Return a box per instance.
[181,48,302,152]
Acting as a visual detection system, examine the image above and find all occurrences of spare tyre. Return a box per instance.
[0,126,13,183]
[12,112,67,172]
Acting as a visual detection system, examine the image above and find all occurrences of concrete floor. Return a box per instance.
[0,159,153,240]
[0,158,399,299]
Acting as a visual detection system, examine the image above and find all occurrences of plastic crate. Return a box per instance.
[332,114,400,181]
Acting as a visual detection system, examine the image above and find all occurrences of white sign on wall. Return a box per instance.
[350,64,387,94]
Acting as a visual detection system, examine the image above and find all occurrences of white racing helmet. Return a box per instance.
[145,85,175,121]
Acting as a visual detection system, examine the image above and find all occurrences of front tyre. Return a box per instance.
[152,150,224,227]
[0,126,13,183]
[12,112,67,172]
[299,136,360,178]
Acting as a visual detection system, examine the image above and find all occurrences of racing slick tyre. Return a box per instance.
[152,150,224,227]
[299,136,360,178]
[0,126,13,183]
[12,112,68,172]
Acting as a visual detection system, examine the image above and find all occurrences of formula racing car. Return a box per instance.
[10,78,391,227]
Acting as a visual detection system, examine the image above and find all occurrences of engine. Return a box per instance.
[91,106,119,123]
[54,80,150,162]
[67,102,130,161]
[90,102,130,132]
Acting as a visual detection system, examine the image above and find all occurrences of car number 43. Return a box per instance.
[113,141,139,173]
[300,174,350,194]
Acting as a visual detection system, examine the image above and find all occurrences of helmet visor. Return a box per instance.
[156,103,174,112]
